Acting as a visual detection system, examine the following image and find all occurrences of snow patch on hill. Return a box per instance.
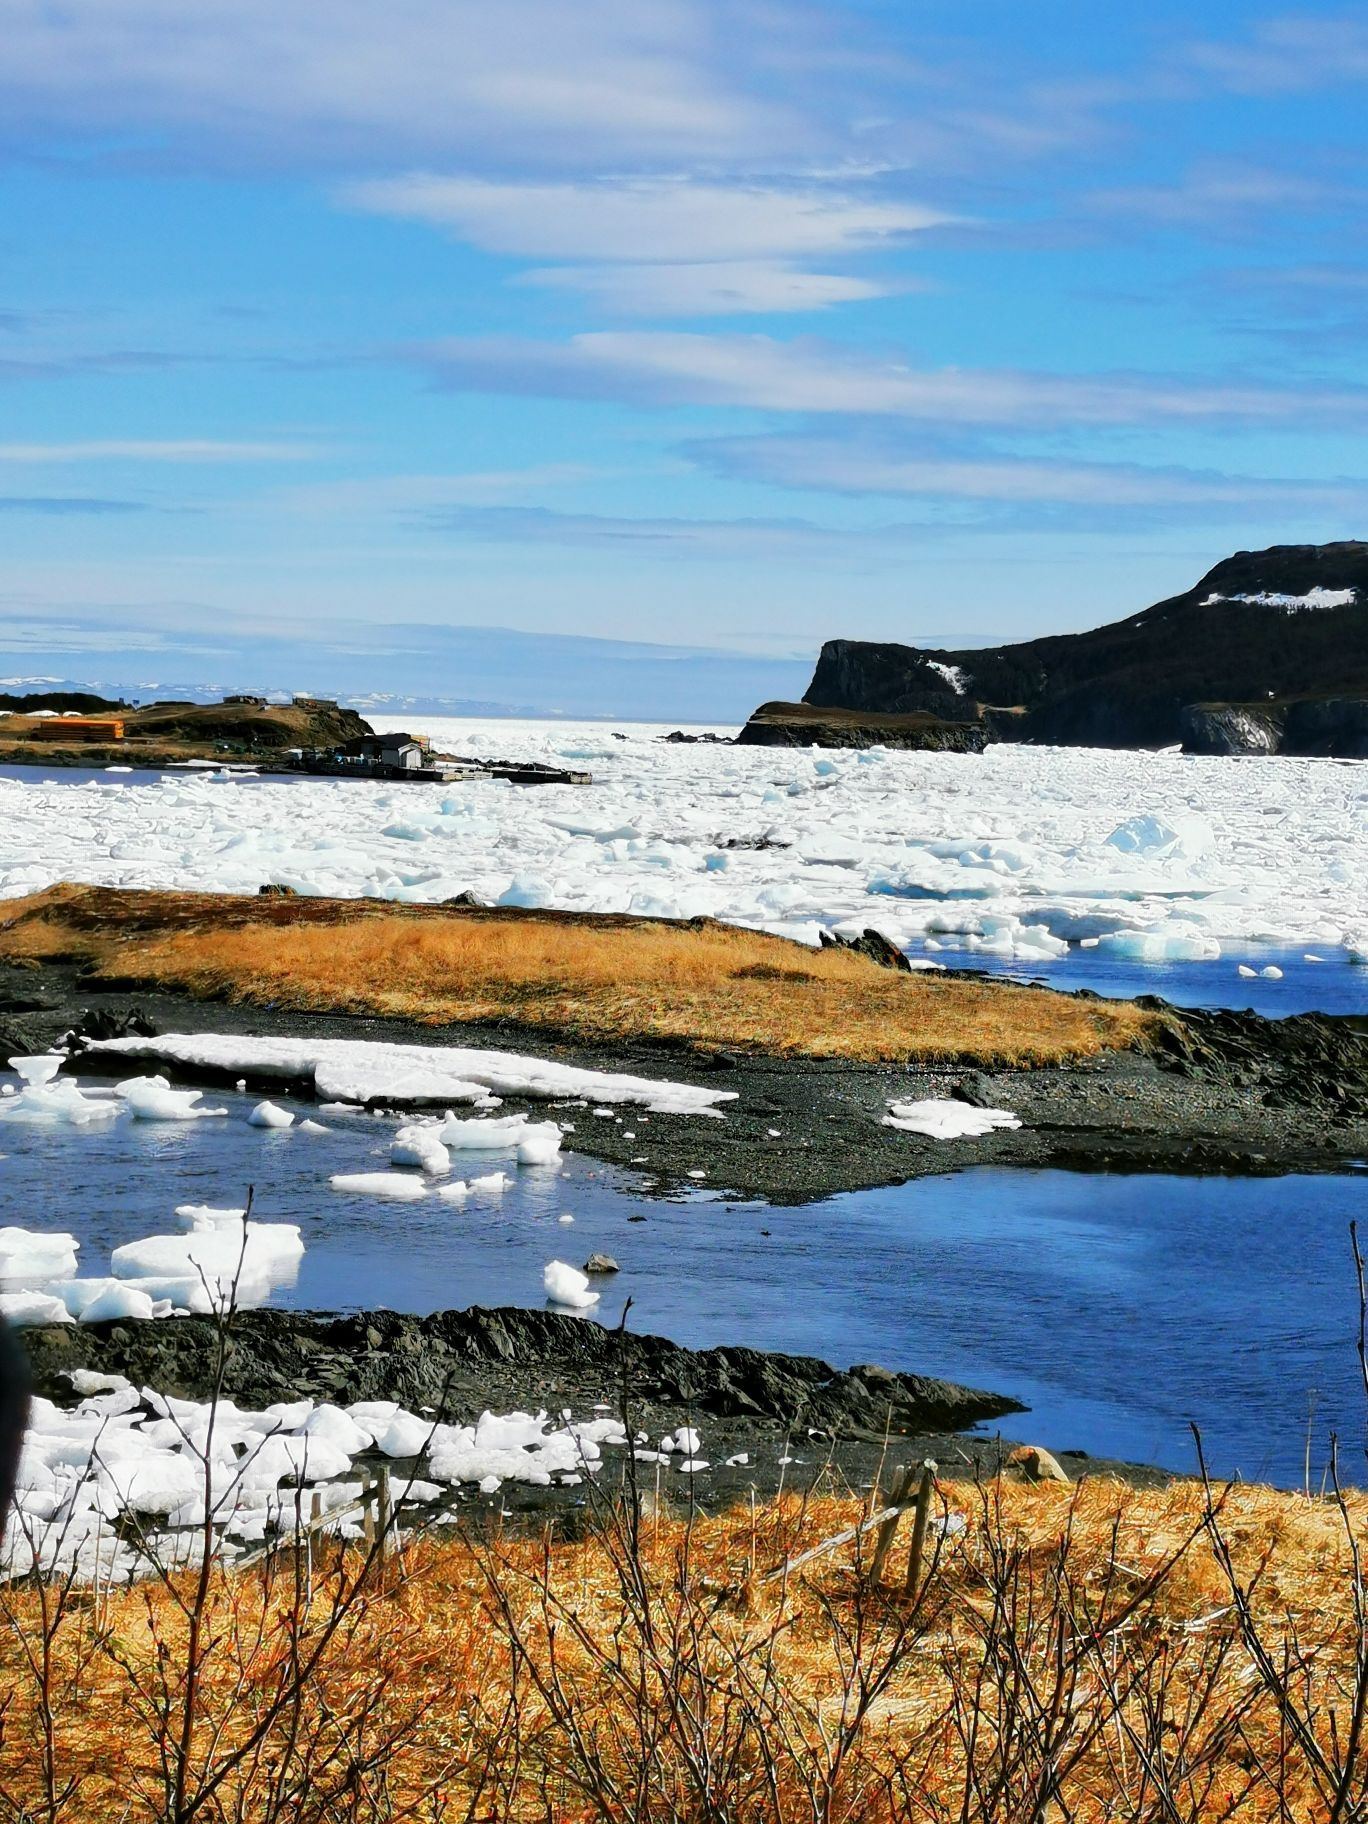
[1200,588,1356,612]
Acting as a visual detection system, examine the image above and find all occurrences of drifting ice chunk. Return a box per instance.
[247,1100,294,1129]
[516,1127,563,1167]
[117,1076,226,1121]
[468,1171,510,1196]
[174,1204,246,1230]
[1,1061,119,1127]
[883,1099,1022,1140]
[436,1179,469,1203]
[543,1260,599,1309]
[329,1171,429,1200]
[391,1124,452,1172]
[79,1283,157,1324]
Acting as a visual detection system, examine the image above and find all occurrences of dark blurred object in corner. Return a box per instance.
[0,1314,30,1545]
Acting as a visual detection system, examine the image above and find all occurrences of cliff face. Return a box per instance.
[798,541,1368,753]
[735,701,988,752]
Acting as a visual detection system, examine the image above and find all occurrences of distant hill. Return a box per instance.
[790,541,1368,754]
[0,697,372,766]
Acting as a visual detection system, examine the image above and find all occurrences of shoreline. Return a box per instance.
[9,957,1368,1205]
[5,932,1368,1503]
[16,1302,1176,1515]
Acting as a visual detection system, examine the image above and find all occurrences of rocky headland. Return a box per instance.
[755,540,1368,754]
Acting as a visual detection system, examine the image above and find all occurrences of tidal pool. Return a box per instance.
[4,1081,1368,1486]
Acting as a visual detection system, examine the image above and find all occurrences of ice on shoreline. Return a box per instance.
[3,1378,642,1584]
[84,1033,738,1117]
[884,1098,1022,1140]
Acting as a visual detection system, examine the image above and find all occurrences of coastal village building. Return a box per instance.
[333,732,428,770]
[29,717,125,741]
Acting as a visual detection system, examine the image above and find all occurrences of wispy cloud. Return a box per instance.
[345,173,949,262]
[689,432,1368,515]
[0,495,149,514]
[1089,161,1358,231]
[345,172,949,318]
[1183,13,1368,94]
[409,330,1368,427]
[0,0,802,169]
[518,261,901,316]
[0,439,319,462]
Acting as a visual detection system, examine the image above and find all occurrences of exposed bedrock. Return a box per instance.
[17,1305,1024,1436]
[782,540,1368,753]
[735,700,987,752]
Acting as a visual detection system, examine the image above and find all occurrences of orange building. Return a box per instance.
[29,717,126,741]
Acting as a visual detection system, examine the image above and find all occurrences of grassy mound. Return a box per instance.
[0,884,1155,1066]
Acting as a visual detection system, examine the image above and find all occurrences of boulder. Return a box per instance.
[1005,1444,1070,1485]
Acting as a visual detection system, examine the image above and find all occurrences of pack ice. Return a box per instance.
[1,716,1364,964]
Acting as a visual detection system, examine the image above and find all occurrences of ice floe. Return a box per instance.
[0,1171,303,1324]
[543,1260,599,1309]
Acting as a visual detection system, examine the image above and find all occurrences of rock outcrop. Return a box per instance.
[17,1305,1024,1437]
[783,541,1368,753]
[736,701,987,752]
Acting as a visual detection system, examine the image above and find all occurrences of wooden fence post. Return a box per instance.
[868,1464,915,1584]
[376,1466,392,1577]
[904,1460,938,1599]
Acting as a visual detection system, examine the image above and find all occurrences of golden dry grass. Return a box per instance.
[0,884,1156,1066]
[2,1476,1365,1820]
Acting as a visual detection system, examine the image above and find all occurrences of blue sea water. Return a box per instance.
[3,1085,1367,1487]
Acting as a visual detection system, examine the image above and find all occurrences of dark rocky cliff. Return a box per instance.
[796,541,1368,753]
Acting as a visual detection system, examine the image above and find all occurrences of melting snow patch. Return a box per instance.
[85,1034,737,1118]
[884,1098,1022,1140]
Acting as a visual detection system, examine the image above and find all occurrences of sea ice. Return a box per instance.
[247,1099,294,1129]
[543,1260,599,1308]
[117,1075,227,1121]
[391,1124,452,1172]
[4,720,1366,978]
[329,1171,429,1200]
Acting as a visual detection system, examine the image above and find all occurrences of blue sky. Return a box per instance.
[1,1,1367,714]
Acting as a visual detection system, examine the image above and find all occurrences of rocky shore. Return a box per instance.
[5,961,1367,1206]
[16,1303,1173,1514]
[5,954,1366,1504]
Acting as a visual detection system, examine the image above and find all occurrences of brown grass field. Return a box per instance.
[0,884,1156,1067]
[3,1473,1367,1821]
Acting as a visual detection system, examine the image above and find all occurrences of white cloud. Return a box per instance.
[345,173,948,262]
[692,434,1368,511]
[1184,15,1368,94]
[0,439,318,462]
[0,0,799,167]
[519,260,895,315]
[412,330,1368,427]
